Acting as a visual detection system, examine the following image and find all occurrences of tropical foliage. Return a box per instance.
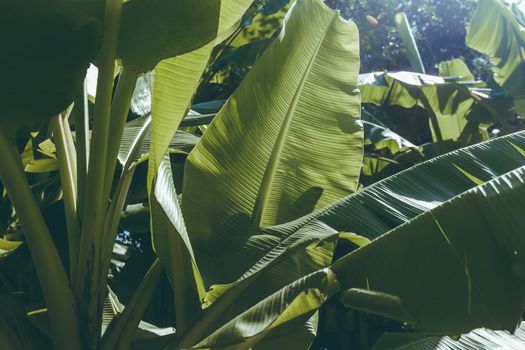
[1,0,525,350]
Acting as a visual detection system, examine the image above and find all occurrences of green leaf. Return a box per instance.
[147,45,215,192]
[174,210,337,348]
[363,120,417,154]
[24,159,59,173]
[359,71,479,141]
[371,321,525,350]
[183,0,362,279]
[0,238,22,258]
[0,1,102,128]
[188,269,336,350]
[118,0,220,72]
[151,156,206,332]
[331,160,525,333]
[395,12,425,74]
[118,116,200,166]
[147,0,255,193]
[466,0,525,115]
[438,58,475,82]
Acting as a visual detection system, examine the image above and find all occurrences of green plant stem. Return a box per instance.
[75,0,123,346]
[50,114,80,281]
[74,81,90,216]
[104,68,139,198]
[101,259,162,350]
[102,164,136,277]
[63,110,78,182]
[0,130,83,350]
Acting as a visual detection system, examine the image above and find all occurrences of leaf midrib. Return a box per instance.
[251,12,338,229]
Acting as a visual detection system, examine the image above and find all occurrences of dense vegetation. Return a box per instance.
[1,0,525,349]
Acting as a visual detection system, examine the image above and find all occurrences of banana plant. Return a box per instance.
[2,1,525,350]
[359,71,515,143]
[0,0,254,348]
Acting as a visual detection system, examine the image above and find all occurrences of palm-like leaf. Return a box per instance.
[146,0,255,192]
[466,0,525,115]
[182,0,362,286]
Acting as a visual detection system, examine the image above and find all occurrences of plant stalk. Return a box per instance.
[51,114,80,280]
[0,129,83,350]
[75,0,123,346]
[101,259,162,350]
[74,80,90,216]
[104,68,139,198]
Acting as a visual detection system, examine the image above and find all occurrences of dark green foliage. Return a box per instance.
[0,1,102,129]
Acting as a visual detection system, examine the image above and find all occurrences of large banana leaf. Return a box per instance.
[147,0,255,192]
[466,0,525,115]
[182,0,362,283]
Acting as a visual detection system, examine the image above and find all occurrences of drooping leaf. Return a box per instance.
[183,0,362,283]
[118,116,200,166]
[147,0,255,193]
[0,238,22,258]
[150,155,206,332]
[0,1,102,129]
[174,219,338,347]
[466,0,525,115]
[118,0,220,73]
[359,71,492,141]
[438,58,475,82]
[363,120,417,154]
[262,131,525,335]
[333,160,525,332]
[187,269,336,350]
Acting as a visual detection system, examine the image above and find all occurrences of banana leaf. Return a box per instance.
[466,0,525,115]
[183,0,363,288]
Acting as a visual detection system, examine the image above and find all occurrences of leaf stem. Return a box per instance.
[104,68,139,197]
[0,129,83,350]
[75,0,123,346]
[51,113,80,280]
[101,259,162,350]
[74,81,90,216]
